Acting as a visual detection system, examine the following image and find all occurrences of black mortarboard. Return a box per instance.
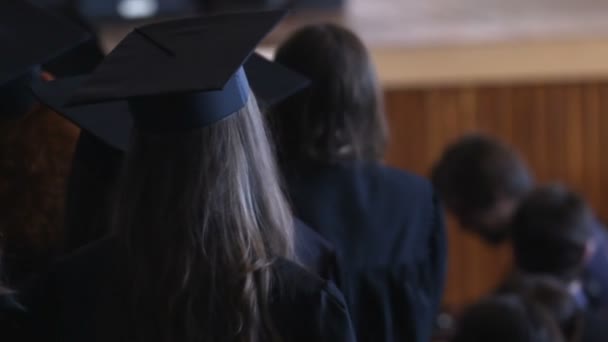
[245,53,310,107]
[66,10,288,130]
[0,0,89,116]
[43,3,105,77]
[31,54,310,151]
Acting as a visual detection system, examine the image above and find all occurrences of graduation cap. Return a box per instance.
[31,53,310,151]
[66,10,289,130]
[43,3,105,77]
[0,0,90,117]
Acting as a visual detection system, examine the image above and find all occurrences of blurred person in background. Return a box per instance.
[268,23,447,342]
[432,135,608,311]
[43,0,105,78]
[507,186,597,311]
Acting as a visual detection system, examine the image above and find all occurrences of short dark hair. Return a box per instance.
[268,23,387,164]
[511,185,594,281]
[453,294,564,342]
[431,134,533,213]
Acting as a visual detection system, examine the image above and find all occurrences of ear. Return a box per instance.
[40,71,55,82]
[583,239,597,265]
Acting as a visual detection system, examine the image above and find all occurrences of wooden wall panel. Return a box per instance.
[383,82,608,312]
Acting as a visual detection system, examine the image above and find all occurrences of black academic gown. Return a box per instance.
[283,160,448,342]
[294,218,338,281]
[24,237,356,342]
[65,132,338,280]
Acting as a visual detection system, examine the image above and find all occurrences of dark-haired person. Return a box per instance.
[26,12,355,342]
[0,0,90,287]
[432,135,608,310]
[452,294,565,342]
[268,23,447,342]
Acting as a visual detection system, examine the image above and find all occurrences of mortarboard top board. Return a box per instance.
[31,53,310,151]
[0,0,90,116]
[66,10,288,130]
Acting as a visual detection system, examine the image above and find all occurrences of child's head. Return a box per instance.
[511,185,595,281]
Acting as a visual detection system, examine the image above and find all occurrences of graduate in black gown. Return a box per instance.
[26,11,355,342]
[0,0,90,287]
[267,24,447,342]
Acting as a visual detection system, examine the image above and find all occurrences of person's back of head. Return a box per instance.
[511,185,595,282]
[56,11,325,342]
[0,105,79,285]
[452,294,565,342]
[431,134,533,243]
[115,97,295,342]
[269,23,387,165]
[63,132,123,253]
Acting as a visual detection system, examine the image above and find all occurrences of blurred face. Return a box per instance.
[451,198,518,245]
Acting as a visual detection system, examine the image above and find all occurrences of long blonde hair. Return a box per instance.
[113,96,295,342]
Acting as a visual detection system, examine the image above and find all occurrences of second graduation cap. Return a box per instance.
[0,0,89,116]
[67,10,288,130]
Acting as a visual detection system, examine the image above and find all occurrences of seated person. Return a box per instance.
[432,135,608,309]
